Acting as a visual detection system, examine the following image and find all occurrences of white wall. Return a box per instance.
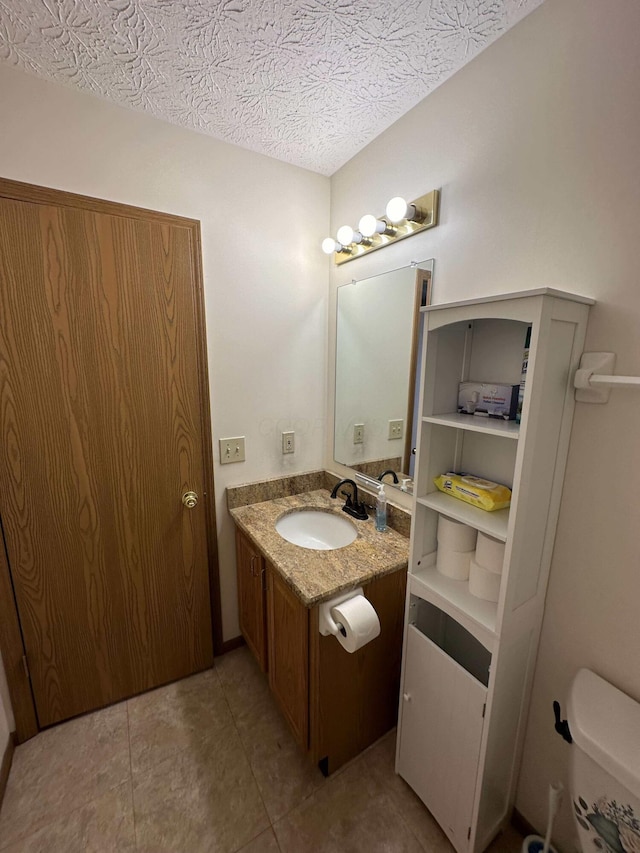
[0,63,329,661]
[328,0,640,847]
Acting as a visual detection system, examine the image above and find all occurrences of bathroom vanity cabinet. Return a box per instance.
[235,526,406,774]
[396,289,593,853]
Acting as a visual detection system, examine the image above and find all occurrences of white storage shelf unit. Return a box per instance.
[396,289,593,853]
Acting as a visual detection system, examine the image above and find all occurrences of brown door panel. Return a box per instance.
[0,197,213,727]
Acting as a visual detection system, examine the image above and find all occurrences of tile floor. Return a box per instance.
[0,646,525,852]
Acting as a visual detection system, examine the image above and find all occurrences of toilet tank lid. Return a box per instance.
[568,668,640,801]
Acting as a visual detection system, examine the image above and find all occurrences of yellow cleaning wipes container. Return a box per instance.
[433,473,511,512]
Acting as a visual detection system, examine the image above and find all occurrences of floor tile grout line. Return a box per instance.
[215,648,377,840]
[214,655,282,850]
[0,705,134,852]
[217,662,274,833]
[215,649,324,836]
[0,779,133,850]
[216,657,311,853]
[364,735,451,853]
[125,700,141,851]
[128,712,238,782]
[383,784,433,853]
[126,666,237,778]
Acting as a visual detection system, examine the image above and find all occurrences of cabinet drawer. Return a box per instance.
[398,624,486,853]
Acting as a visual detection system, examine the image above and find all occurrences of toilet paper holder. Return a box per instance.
[318,587,364,638]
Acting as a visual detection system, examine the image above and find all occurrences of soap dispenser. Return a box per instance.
[375,483,387,532]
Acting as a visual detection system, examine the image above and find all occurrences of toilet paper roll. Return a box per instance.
[469,558,501,602]
[437,516,477,553]
[475,532,506,573]
[330,594,380,653]
[436,548,471,580]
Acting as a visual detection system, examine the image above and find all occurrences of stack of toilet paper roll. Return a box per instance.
[468,532,506,602]
[436,516,477,580]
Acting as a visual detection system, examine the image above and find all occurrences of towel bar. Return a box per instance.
[574,352,640,402]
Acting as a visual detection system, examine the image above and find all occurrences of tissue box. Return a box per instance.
[458,382,519,420]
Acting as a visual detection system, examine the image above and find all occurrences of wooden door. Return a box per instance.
[267,565,309,749]
[235,528,267,671]
[0,184,216,729]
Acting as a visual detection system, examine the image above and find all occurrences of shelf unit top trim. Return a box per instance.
[421,287,594,313]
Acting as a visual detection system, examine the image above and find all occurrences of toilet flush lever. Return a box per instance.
[553,700,573,743]
[182,491,198,509]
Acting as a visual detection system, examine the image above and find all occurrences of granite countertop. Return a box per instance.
[230,489,409,607]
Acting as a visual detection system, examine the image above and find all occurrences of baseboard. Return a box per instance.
[0,732,16,809]
[220,635,245,655]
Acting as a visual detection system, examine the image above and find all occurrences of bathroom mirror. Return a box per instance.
[334,259,434,491]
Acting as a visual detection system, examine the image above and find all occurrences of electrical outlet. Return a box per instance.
[388,419,404,440]
[282,431,295,454]
[353,423,364,444]
[219,436,246,464]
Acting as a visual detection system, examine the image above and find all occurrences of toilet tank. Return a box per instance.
[567,668,640,853]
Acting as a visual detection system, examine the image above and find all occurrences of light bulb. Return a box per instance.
[337,225,355,245]
[386,196,414,223]
[322,237,352,256]
[337,225,367,245]
[358,214,384,237]
[386,196,426,224]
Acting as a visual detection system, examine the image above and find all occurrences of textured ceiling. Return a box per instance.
[0,0,544,175]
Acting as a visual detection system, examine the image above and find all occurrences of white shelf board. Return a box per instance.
[423,413,520,439]
[410,561,498,643]
[416,492,509,541]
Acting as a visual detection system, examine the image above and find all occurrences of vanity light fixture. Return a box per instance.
[324,189,440,265]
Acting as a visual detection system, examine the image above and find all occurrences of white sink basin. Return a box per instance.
[275,509,357,551]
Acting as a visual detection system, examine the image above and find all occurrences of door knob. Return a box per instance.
[182,491,198,509]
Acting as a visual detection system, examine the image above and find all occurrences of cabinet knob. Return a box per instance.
[403,692,412,702]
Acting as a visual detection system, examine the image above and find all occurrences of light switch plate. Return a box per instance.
[388,419,404,440]
[282,431,295,454]
[353,424,364,444]
[219,436,246,464]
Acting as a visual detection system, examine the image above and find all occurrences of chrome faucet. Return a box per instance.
[330,479,369,521]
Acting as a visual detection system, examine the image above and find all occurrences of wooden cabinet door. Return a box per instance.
[0,189,215,730]
[235,529,267,671]
[266,565,309,749]
[310,569,406,774]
